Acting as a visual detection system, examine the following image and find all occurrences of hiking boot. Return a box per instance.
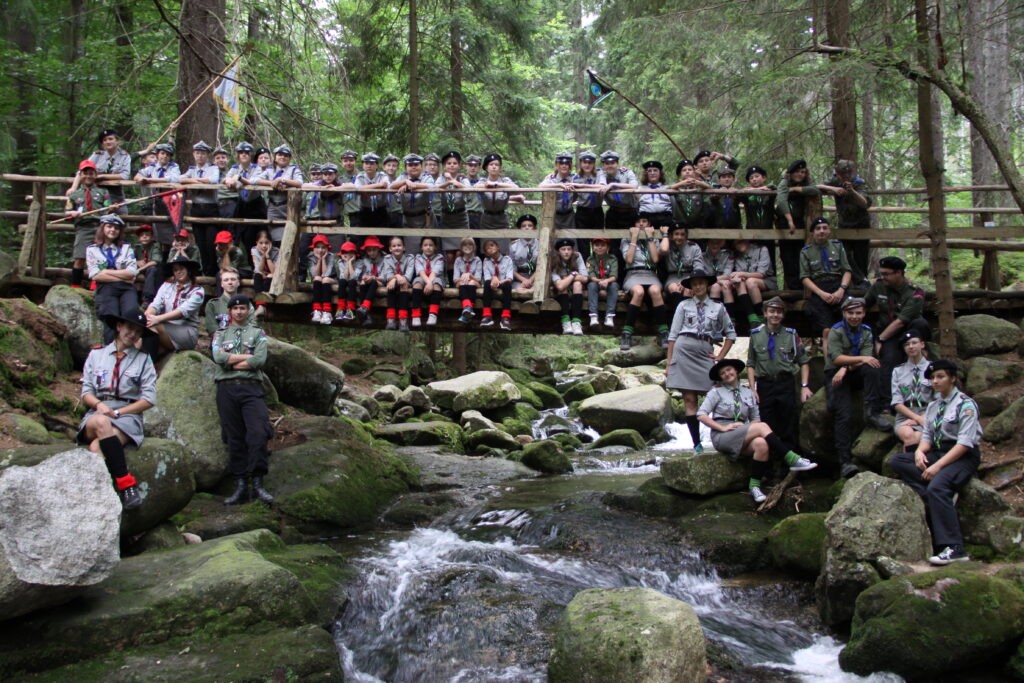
[789,457,818,472]
[120,485,143,511]
[619,331,632,351]
[840,461,860,478]
[362,312,374,327]
[929,545,968,566]
[356,305,369,322]
[749,486,767,504]
[867,412,893,432]
[223,478,249,506]
[399,319,411,332]
[251,476,275,504]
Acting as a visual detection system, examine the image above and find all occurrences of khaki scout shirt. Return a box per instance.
[800,239,850,282]
[921,388,982,450]
[825,321,874,372]
[748,325,809,377]
[212,323,268,382]
[865,279,925,328]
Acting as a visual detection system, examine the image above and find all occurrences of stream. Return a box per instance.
[333,409,903,682]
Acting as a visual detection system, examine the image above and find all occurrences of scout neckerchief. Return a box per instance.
[905,362,925,406]
[819,241,832,273]
[102,243,120,270]
[172,281,197,310]
[371,256,379,278]
[729,386,743,422]
[696,298,707,338]
[840,320,864,353]
[424,254,432,277]
[578,173,598,208]
[111,349,125,399]
[596,256,608,279]
[491,257,501,278]
[735,250,752,273]
[611,170,622,204]
[156,163,167,179]
[446,177,458,214]
[85,189,93,211]
[462,256,474,278]
[767,328,777,359]
[673,244,688,277]
[746,191,770,226]
[556,174,573,211]
[723,194,734,224]
[240,164,254,201]
[932,393,950,437]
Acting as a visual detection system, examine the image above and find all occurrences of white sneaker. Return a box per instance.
[589,314,600,327]
[604,314,615,328]
[320,311,333,325]
[562,320,573,335]
[311,310,323,323]
[426,313,438,326]
[571,321,583,336]
[411,317,422,328]
[789,457,818,472]
[750,486,767,504]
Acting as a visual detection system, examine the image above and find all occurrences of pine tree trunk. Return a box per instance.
[113,2,134,139]
[65,0,85,159]
[826,0,857,161]
[243,8,263,142]
[7,10,36,215]
[409,0,420,151]
[176,0,226,167]
[450,0,463,144]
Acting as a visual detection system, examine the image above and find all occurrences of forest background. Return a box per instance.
[1,0,1022,289]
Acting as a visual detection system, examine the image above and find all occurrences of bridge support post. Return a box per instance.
[978,212,1001,290]
[530,192,556,304]
[268,190,304,299]
[19,181,47,277]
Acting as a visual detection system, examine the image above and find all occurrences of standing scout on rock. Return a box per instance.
[178,141,221,276]
[79,310,157,510]
[698,358,817,505]
[888,359,982,566]
[65,159,111,288]
[68,128,132,210]
[890,330,934,450]
[800,217,852,350]
[86,214,139,345]
[213,294,275,506]
[256,145,304,243]
[223,142,267,252]
[746,297,813,451]
[134,143,180,249]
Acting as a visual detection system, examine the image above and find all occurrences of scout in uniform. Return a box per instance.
[65,159,111,288]
[464,154,484,230]
[434,150,472,257]
[800,217,852,348]
[133,224,163,306]
[339,150,361,227]
[665,270,736,453]
[334,241,361,321]
[709,167,742,233]
[888,359,982,565]
[205,267,255,334]
[480,238,515,330]
[391,154,434,230]
[572,150,605,242]
[776,159,820,289]
[422,152,442,228]
[694,149,740,186]
[698,358,817,504]
[660,224,705,312]
[890,330,934,450]
[256,144,304,243]
[382,235,414,332]
[67,128,132,210]
[551,238,588,336]
[301,162,347,278]
[308,163,323,184]
[212,146,238,225]
[509,214,539,292]
[134,142,180,247]
[86,214,139,344]
[703,238,734,301]
[746,297,813,449]
[169,228,201,263]
[540,152,577,238]
[213,230,251,280]
[821,159,872,286]
[598,150,639,232]
[453,236,483,323]
[825,297,890,478]
[739,165,779,286]
[178,141,221,275]
[251,230,279,311]
[410,236,446,327]
[726,237,774,329]
[78,310,157,510]
[670,159,712,233]
[637,160,674,229]
[586,237,619,328]
[224,142,267,252]
[478,153,521,252]
[213,294,275,506]
[144,255,205,357]
[864,255,929,406]
[620,218,669,349]
[307,234,337,324]
[354,235,387,325]
[355,153,390,230]
[382,154,405,230]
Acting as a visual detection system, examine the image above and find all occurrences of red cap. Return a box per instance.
[78,160,97,171]
[214,230,234,244]
[339,241,358,253]
[174,229,190,240]
[135,224,154,233]
[592,237,609,244]
[311,234,330,247]
[362,236,385,250]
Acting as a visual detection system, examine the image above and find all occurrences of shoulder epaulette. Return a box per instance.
[785,327,796,334]
[831,321,845,330]
[831,239,843,245]
[92,344,103,349]
[862,323,873,331]
[801,244,811,250]
[751,323,765,332]
[188,165,195,169]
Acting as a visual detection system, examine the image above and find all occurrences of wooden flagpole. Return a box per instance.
[48,189,181,226]
[587,69,687,159]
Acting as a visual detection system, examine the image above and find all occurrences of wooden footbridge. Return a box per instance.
[2,174,1023,337]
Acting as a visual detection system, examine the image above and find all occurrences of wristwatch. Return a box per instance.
[801,383,809,388]
[113,409,121,418]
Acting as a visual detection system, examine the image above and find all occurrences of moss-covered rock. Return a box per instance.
[956,314,1022,358]
[173,492,283,540]
[661,452,748,496]
[264,337,345,415]
[395,385,432,414]
[486,401,540,424]
[376,421,465,452]
[959,478,1015,553]
[851,428,900,472]
[548,587,705,683]
[562,379,596,403]
[514,382,545,410]
[383,491,460,526]
[520,439,573,474]
[966,356,1022,396]
[768,513,826,577]
[465,428,522,454]
[590,428,646,452]
[590,371,621,395]
[342,356,373,375]
[0,412,53,444]
[840,566,1024,680]
[120,438,196,537]
[43,285,102,365]
[124,521,185,555]
[676,512,775,575]
[500,418,533,437]
[0,299,73,414]
[985,396,1024,444]
[598,344,666,368]
[525,381,565,409]
[602,477,699,519]
[426,371,521,412]
[551,433,584,450]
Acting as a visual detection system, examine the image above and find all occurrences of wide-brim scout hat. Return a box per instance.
[235,142,255,153]
[555,152,573,164]
[192,141,213,152]
[642,160,663,170]
[403,153,423,165]
[97,128,119,142]
[709,358,745,382]
[339,241,358,253]
[273,145,293,156]
[103,310,155,338]
[924,358,958,380]
[154,143,174,154]
[482,153,502,167]
[841,296,867,311]
[362,152,380,163]
[164,255,201,278]
[516,214,537,227]
[682,270,714,288]
[600,150,620,162]
[440,151,461,163]
[693,150,712,163]
[578,150,598,162]
[98,214,126,227]
[341,150,358,160]
[675,159,694,177]
[362,236,385,250]
[310,234,330,247]
[214,230,234,244]
[763,296,787,311]
[79,159,97,171]
[745,165,767,181]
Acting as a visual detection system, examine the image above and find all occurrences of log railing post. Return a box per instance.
[530,191,557,304]
[978,211,1001,290]
[18,181,48,277]
[269,190,304,297]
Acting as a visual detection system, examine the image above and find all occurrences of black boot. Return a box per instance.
[223,478,249,505]
[252,476,275,504]
[839,452,859,479]
[120,485,143,510]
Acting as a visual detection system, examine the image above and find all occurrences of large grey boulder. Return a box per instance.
[660,452,748,496]
[520,439,573,474]
[426,371,521,412]
[144,351,227,490]
[0,450,121,621]
[120,438,196,537]
[395,385,432,414]
[376,421,464,451]
[959,478,1020,553]
[816,472,931,625]
[966,356,1022,396]
[43,285,103,365]
[460,409,499,433]
[465,428,522,454]
[334,397,371,422]
[616,365,668,391]
[984,396,1024,444]
[956,314,1022,358]
[548,587,706,683]
[264,337,345,415]
[0,249,15,288]
[599,344,666,368]
[578,385,673,436]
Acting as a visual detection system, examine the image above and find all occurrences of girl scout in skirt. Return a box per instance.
[79,310,158,510]
[86,214,139,345]
[698,359,817,504]
[509,214,539,291]
[666,270,736,453]
[891,330,934,450]
[888,359,983,566]
[619,217,669,350]
[144,256,205,357]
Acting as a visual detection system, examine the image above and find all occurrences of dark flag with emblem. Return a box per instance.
[587,70,615,110]
[156,190,184,231]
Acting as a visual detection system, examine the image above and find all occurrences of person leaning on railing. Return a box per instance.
[775,159,821,290]
[133,143,180,249]
[255,145,304,244]
[178,140,221,277]
[820,159,872,287]
[65,159,111,288]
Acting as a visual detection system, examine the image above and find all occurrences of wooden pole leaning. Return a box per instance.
[269,190,304,299]
[19,182,47,277]
[531,193,558,304]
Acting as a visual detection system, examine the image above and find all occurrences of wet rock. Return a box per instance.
[383,492,460,526]
[959,478,1014,551]
[500,418,533,437]
[376,421,464,451]
[460,409,498,433]
[661,452,748,496]
[392,405,416,422]
[874,556,914,579]
[562,379,596,403]
[678,512,775,575]
[427,371,521,412]
[334,396,371,422]
[487,401,540,424]
[548,587,706,683]
[768,513,826,578]
[520,439,572,474]
[564,363,602,377]
[984,396,1024,444]
[591,428,646,451]
[465,428,522,454]
[525,381,565,408]
[590,371,621,394]
[374,384,402,403]
[176,493,282,540]
[264,337,345,415]
[799,387,866,467]
[536,413,575,436]
[599,344,666,368]
[851,428,900,472]
[817,555,881,627]
[578,385,673,436]
[395,385,432,414]
[551,433,584,450]
[0,449,120,621]
[514,383,545,410]
[616,365,668,391]
[0,412,52,444]
[840,566,1024,680]
[125,521,186,555]
[395,447,534,491]
[603,477,699,519]
[956,314,1022,358]
[42,285,102,365]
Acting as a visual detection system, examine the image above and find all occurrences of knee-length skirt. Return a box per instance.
[667,334,713,392]
[77,399,145,447]
[623,269,661,290]
[709,423,751,462]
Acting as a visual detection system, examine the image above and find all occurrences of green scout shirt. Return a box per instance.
[338,171,360,215]
[824,175,872,229]
[133,242,164,268]
[774,178,820,227]
[204,294,256,335]
[217,246,249,274]
[586,253,619,280]
[741,187,777,230]
[211,322,268,382]
[799,240,850,282]
[825,321,874,372]
[66,187,111,227]
[864,279,925,328]
[748,324,810,377]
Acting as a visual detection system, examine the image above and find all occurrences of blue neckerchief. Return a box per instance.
[820,244,831,273]
[767,330,776,359]
[103,245,119,269]
[842,321,863,352]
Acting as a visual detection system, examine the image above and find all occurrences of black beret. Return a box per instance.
[516,214,537,227]
[675,159,694,177]
[924,359,958,380]
[227,294,252,309]
[787,159,808,175]
[694,150,712,163]
[482,153,502,167]
[745,165,767,181]
[642,160,663,170]
[554,238,575,250]
[879,256,907,271]
[441,150,462,163]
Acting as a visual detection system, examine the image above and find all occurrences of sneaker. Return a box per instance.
[929,545,969,566]
[499,318,511,331]
[694,443,704,455]
[840,461,860,478]
[335,309,346,321]
[120,485,143,511]
[426,313,438,326]
[356,305,369,322]
[385,319,398,331]
[562,320,573,335]
[867,412,893,432]
[311,310,322,323]
[480,316,494,327]
[399,319,411,332]
[571,321,583,336]
[658,330,669,349]
[604,314,615,328]
[749,486,767,504]
[320,311,333,325]
[459,307,475,323]
[789,457,818,472]
[343,309,355,321]
[619,331,632,351]
[411,317,422,328]
[362,313,374,327]
[589,314,600,327]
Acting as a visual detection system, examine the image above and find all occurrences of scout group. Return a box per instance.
[67,128,982,567]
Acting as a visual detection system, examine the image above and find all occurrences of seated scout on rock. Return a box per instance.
[800,217,851,350]
[891,330,934,450]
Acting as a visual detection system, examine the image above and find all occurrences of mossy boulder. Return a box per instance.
[984,396,1024,444]
[124,521,185,555]
[551,433,585,450]
[383,491,460,526]
[840,566,1024,680]
[341,356,373,375]
[0,412,53,444]
[514,382,545,410]
[602,476,699,519]
[661,452,748,496]
[376,421,465,452]
[173,492,282,540]
[395,385,432,414]
[0,529,352,676]
[525,381,565,409]
[0,299,73,414]
[598,344,666,368]
[676,512,775,575]
[616,365,668,391]
[335,396,371,422]
[548,587,706,683]
[956,314,1022,358]
[269,417,418,531]
[768,513,826,577]
[966,356,1022,396]
[426,371,521,412]
[851,428,900,472]
[562,379,596,403]
[590,428,646,451]
[374,384,402,403]
[465,428,522,454]
[460,409,498,433]
[590,371,621,395]
[501,418,533,437]
[264,337,345,415]
[578,385,673,436]
[959,478,1016,552]
[43,285,102,365]
[486,400,540,423]
[520,439,573,474]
